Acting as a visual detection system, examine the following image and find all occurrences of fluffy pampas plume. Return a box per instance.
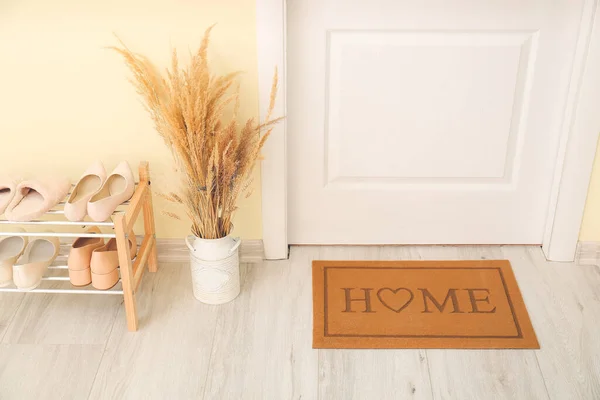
[112,26,281,239]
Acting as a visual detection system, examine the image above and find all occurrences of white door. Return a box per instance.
[287,0,585,244]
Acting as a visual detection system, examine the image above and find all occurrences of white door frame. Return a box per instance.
[257,0,600,261]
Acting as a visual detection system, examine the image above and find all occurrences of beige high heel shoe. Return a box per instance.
[87,161,135,222]
[64,161,106,222]
[13,234,60,291]
[68,227,105,286]
[0,229,28,287]
[90,232,137,290]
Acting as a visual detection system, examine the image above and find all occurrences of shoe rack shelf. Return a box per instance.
[0,161,158,332]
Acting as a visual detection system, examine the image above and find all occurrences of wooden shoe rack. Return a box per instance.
[0,161,158,331]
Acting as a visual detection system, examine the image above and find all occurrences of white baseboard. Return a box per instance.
[575,241,600,266]
[156,238,264,264]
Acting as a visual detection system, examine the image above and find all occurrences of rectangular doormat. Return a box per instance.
[312,260,539,349]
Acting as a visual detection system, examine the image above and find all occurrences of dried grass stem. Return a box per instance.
[113,27,280,239]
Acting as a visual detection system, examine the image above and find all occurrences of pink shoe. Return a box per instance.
[90,232,137,290]
[68,227,105,286]
[87,162,135,222]
[5,177,71,222]
[0,176,21,215]
[64,161,106,222]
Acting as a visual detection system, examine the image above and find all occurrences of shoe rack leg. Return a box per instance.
[139,161,158,273]
[115,213,138,332]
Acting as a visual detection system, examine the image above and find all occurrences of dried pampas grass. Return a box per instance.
[112,26,281,239]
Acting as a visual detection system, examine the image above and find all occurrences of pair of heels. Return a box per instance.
[0,161,135,223]
[65,161,135,222]
[68,227,137,290]
[0,230,59,290]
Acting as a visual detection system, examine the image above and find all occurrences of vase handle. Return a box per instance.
[229,237,242,254]
[185,235,195,252]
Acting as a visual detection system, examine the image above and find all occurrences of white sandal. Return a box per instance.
[0,229,28,287]
[13,234,59,291]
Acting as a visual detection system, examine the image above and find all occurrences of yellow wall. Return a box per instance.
[580,140,600,241]
[0,0,262,239]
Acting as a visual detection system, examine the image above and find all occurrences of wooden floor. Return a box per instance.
[0,245,599,400]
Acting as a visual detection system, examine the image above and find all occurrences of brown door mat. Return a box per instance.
[313,260,539,349]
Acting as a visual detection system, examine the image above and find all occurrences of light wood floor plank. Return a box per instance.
[317,246,434,400]
[412,246,549,400]
[87,264,220,400]
[203,247,319,400]
[1,289,120,345]
[0,293,24,342]
[503,246,600,400]
[0,344,104,400]
[0,245,596,399]
[427,349,548,400]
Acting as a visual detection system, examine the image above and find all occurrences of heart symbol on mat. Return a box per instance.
[377,288,414,313]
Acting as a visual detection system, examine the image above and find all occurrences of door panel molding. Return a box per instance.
[323,30,537,187]
[257,0,600,261]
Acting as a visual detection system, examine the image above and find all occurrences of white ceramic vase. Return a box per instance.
[185,235,242,304]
